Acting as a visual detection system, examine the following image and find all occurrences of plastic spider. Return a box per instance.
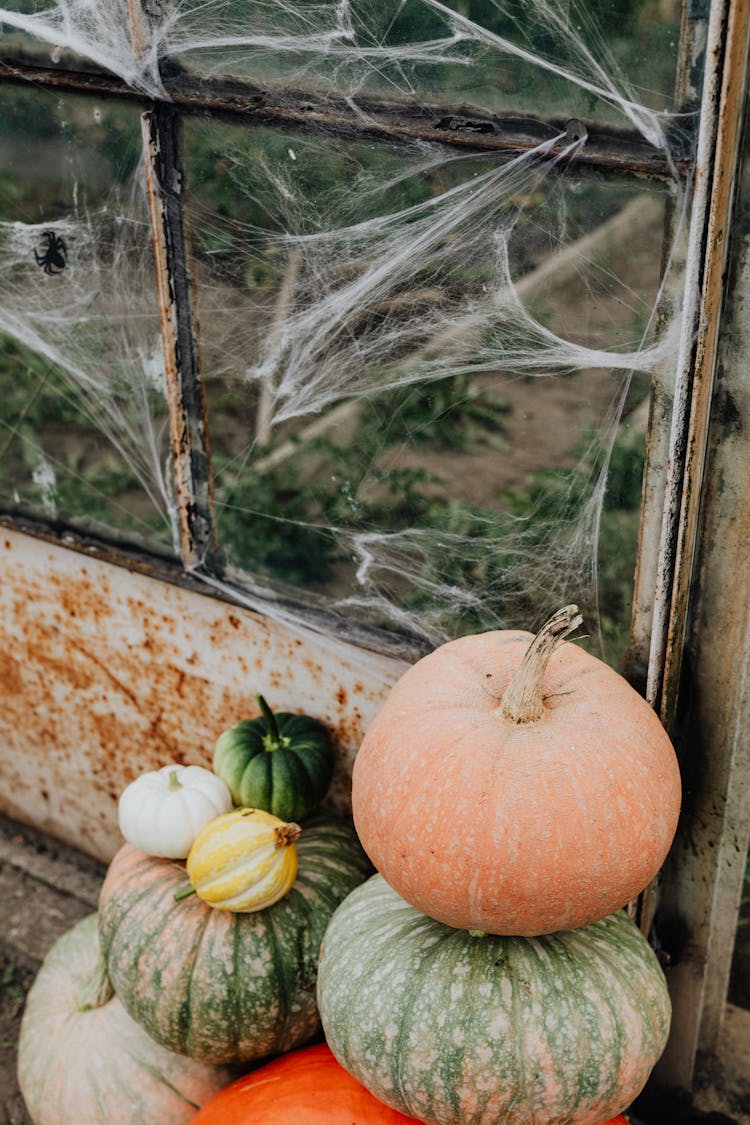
[34,230,67,275]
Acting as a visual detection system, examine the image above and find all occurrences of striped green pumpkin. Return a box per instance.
[98,813,371,1065]
[213,695,334,822]
[318,875,671,1125]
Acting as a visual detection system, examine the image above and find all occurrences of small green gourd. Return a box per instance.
[213,694,334,822]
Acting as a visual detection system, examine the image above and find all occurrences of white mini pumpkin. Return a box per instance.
[118,764,233,858]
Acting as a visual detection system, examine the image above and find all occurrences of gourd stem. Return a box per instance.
[174,883,197,902]
[168,769,182,790]
[275,823,301,846]
[274,823,302,849]
[256,692,281,748]
[76,955,115,1012]
[500,605,582,725]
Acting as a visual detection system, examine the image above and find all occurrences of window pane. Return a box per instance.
[184,116,669,665]
[0,0,135,82]
[166,0,680,126]
[1,2,682,129]
[0,84,176,553]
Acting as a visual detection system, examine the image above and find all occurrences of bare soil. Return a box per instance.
[0,955,32,1125]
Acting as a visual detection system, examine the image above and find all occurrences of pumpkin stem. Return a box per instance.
[256,693,286,751]
[76,955,115,1012]
[500,605,583,725]
[168,769,182,790]
[274,822,302,849]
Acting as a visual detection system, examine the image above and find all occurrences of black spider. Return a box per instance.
[34,230,67,275]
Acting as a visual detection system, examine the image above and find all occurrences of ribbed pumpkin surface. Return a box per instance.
[99,813,371,1064]
[318,876,671,1125]
[18,915,234,1124]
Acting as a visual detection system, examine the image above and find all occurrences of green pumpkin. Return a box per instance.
[213,694,334,821]
[98,813,371,1065]
[318,875,671,1125]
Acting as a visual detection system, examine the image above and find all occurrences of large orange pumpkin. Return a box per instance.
[191,1039,629,1120]
[192,1042,632,1125]
[352,606,681,935]
[191,1043,422,1123]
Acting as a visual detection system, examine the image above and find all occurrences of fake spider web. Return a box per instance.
[0,0,690,663]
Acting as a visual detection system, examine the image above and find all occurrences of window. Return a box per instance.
[1,0,749,1115]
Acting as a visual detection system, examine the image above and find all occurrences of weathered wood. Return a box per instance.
[141,106,218,569]
[646,0,750,724]
[653,0,750,1088]
[0,59,684,182]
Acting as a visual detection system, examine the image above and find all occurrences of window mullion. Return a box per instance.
[140,104,217,570]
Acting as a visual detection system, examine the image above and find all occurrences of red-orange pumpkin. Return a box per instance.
[352,605,681,935]
[192,1043,422,1123]
[192,1043,631,1125]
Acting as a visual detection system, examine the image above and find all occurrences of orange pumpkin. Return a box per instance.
[352,605,681,935]
[191,1043,422,1123]
[192,1042,632,1125]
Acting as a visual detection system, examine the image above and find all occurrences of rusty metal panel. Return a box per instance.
[0,525,407,863]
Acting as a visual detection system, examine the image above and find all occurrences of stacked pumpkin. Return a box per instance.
[316,606,682,1125]
[17,695,373,1124]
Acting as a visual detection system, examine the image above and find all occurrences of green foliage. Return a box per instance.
[0,335,170,543]
[216,373,645,665]
[216,434,439,589]
[362,373,510,452]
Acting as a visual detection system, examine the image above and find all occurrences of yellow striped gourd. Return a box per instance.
[186,807,300,912]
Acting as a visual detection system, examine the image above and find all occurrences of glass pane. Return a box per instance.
[0,84,176,553]
[184,116,670,666]
[167,0,680,128]
[1,1,682,131]
[0,0,137,82]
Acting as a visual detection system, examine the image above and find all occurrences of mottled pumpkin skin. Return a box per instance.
[99,813,371,1065]
[193,1043,424,1124]
[18,915,234,1125]
[352,630,681,934]
[318,876,671,1125]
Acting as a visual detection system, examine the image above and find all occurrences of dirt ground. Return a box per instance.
[0,955,33,1125]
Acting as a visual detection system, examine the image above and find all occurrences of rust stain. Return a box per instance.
[0,652,24,697]
[0,527,403,859]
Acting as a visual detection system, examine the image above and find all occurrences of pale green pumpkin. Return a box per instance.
[18,915,235,1124]
[318,875,671,1125]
